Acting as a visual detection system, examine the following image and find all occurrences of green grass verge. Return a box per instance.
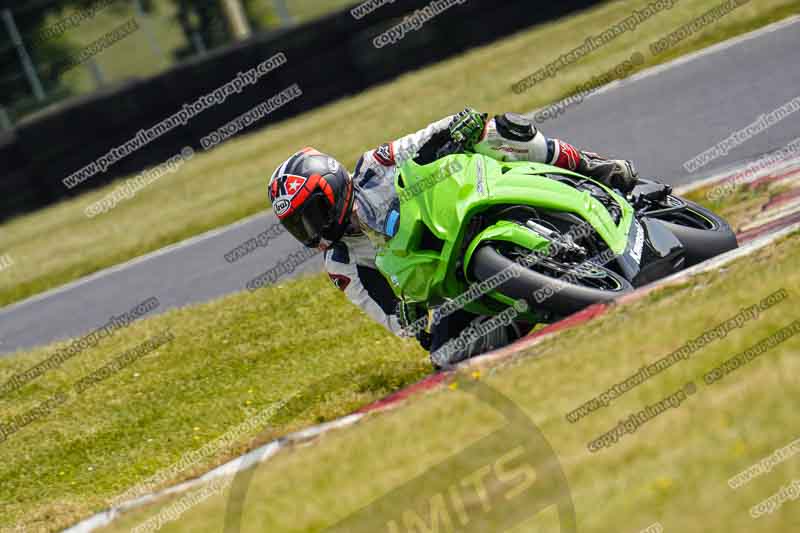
[2,0,799,307]
[0,275,429,530]
[96,232,800,533]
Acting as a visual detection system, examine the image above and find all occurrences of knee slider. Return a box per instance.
[495,113,537,142]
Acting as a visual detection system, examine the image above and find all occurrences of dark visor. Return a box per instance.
[282,193,331,247]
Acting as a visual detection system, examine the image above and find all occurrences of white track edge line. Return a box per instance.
[675,156,800,195]
[63,414,365,533]
[0,210,272,316]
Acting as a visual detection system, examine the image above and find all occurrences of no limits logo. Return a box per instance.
[222,365,576,532]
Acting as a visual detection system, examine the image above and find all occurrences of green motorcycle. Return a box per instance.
[356,151,738,327]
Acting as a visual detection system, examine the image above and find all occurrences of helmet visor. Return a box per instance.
[281,193,331,247]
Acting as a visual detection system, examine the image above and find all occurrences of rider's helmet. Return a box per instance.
[268,147,354,248]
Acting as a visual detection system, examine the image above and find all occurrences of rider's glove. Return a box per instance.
[578,151,639,194]
[449,107,488,151]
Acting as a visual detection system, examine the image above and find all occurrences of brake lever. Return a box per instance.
[632,182,673,209]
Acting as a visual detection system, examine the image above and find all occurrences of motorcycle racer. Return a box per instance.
[268,108,638,366]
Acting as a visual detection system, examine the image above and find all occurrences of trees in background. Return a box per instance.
[0,0,275,122]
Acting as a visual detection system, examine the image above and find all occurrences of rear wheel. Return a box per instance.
[471,242,634,317]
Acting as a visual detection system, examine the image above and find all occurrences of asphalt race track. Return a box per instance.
[1,18,799,355]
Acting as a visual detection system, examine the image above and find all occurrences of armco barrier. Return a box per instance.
[0,0,600,221]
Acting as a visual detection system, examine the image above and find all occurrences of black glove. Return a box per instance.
[578,151,639,194]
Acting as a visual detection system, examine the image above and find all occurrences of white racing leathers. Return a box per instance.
[323,113,632,363]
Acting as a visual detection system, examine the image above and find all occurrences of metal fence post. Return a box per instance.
[273,0,294,27]
[86,57,106,88]
[221,0,252,40]
[1,8,46,102]
[0,105,12,131]
[191,31,207,56]
[132,0,167,66]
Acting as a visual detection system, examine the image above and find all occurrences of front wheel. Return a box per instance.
[471,244,634,317]
[645,197,738,266]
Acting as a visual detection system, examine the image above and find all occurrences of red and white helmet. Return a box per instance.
[268,147,353,247]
